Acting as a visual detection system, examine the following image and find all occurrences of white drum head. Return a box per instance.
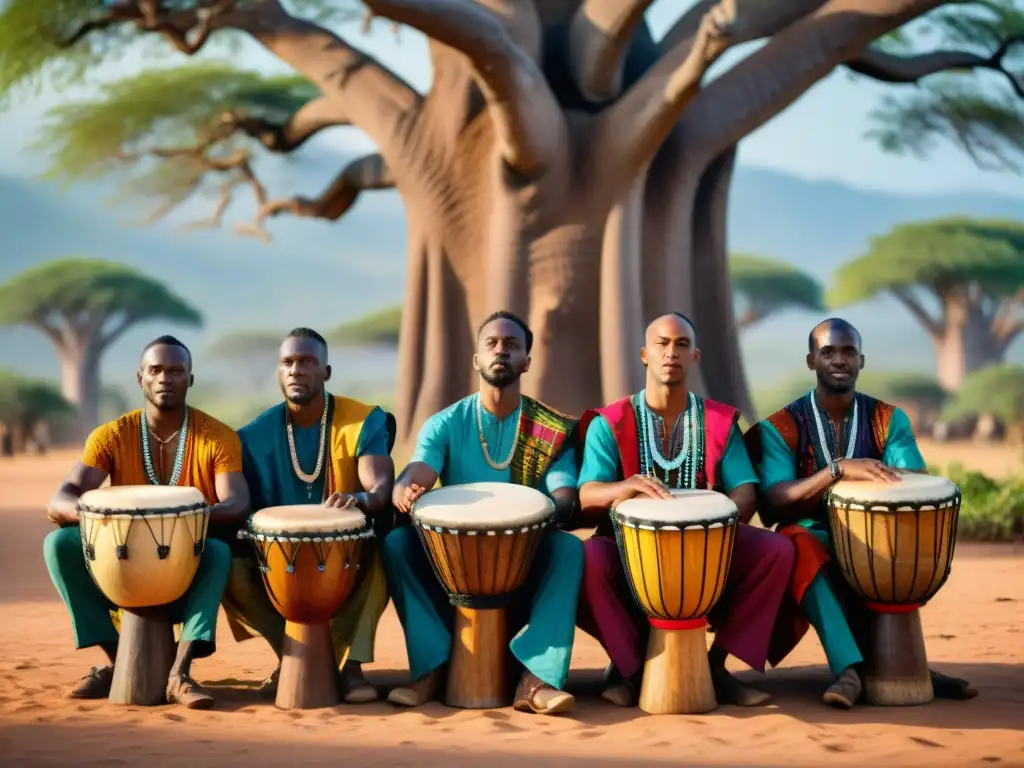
[79,484,206,513]
[831,473,959,507]
[250,505,367,535]
[615,489,738,529]
[412,482,554,530]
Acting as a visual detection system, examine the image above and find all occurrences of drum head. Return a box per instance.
[614,489,738,529]
[830,473,959,507]
[249,504,367,535]
[78,484,206,513]
[412,482,554,530]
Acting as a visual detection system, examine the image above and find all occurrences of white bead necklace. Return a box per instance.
[810,390,858,466]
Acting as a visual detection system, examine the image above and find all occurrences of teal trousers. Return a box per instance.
[382,525,583,691]
[799,522,865,676]
[43,525,231,658]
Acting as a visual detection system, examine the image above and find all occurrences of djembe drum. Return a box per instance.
[827,472,961,706]
[239,505,374,710]
[77,485,210,706]
[412,482,555,709]
[612,489,739,715]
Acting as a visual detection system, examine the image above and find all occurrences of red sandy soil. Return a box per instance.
[0,451,1021,767]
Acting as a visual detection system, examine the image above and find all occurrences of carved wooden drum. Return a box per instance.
[827,472,961,706]
[612,489,739,715]
[412,482,555,709]
[240,504,374,710]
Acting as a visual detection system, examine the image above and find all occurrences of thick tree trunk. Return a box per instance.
[934,296,1005,391]
[57,337,102,436]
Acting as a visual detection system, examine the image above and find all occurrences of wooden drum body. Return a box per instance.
[412,482,554,709]
[240,505,373,710]
[77,485,211,706]
[827,473,961,706]
[612,490,739,715]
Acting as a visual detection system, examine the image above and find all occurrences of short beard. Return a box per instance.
[480,368,520,390]
[145,392,181,412]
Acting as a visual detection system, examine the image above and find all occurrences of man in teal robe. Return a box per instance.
[384,311,582,715]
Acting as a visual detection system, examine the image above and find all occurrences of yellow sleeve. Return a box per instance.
[80,422,119,474]
[202,417,243,475]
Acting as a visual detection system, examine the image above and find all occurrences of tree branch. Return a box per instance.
[237,153,393,241]
[891,286,944,339]
[568,0,657,103]
[221,97,349,153]
[681,0,949,158]
[99,313,139,349]
[596,1,739,181]
[992,289,1024,341]
[846,35,1024,97]
[659,0,830,54]
[31,314,69,352]
[363,0,565,174]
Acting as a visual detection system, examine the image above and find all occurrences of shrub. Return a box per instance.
[932,462,1024,542]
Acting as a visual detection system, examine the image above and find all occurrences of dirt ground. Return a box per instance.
[0,448,1021,767]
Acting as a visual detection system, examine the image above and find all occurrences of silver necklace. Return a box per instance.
[141,407,188,486]
[476,393,521,470]
[810,390,858,465]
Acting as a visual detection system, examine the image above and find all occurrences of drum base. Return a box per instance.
[639,627,717,715]
[277,620,340,710]
[109,607,175,706]
[865,609,934,706]
[446,606,507,709]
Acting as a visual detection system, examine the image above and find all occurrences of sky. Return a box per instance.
[1,0,1022,200]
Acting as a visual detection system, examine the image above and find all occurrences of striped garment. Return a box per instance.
[510,396,577,488]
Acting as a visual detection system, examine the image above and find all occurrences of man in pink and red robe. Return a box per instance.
[574,313,795,707]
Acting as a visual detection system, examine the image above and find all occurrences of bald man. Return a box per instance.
[575,313,795,708]
[743,318,977,707]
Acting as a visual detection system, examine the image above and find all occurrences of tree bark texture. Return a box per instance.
[92,0,954,452]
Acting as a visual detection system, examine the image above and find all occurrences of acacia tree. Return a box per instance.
[0,370,75,452]
[729,253,823,331]
[0,258,202,431]
[828,217,1024,390]
[2,1,1022,449]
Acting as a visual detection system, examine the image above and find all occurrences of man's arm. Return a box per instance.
[393,412,448,514]
[719,425,760,524]
[541,443,580,528]
[882,408,928,473]
[208,429,251,526]
[46,462,109,526]
[325,408,397,515]
[578,416,670,519]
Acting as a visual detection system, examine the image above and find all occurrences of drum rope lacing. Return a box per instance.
[241,525,373,575]
[286,397,329,499]
[809,390,858,468]
[141,406,189,486]
[79,502,208,563]
[475,393,522,471]
[612,512,737,627]
[637,391,705,489]
[826,488,961,610]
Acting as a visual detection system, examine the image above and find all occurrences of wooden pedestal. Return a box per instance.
[277,620,340,710]
[639,626,717,715]
[109,607,175,706]
[446,606,507,709]
[864,608,933,706]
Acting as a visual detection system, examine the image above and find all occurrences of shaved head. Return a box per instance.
[809,318,862,354]
[806,318,864,395]
[642,313,700,387]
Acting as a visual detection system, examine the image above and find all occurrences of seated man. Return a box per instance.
[385,311,582,715]
[224,328,395,704]
[745,317,977,708]
[576,313,795,708]
[43,336,248,709]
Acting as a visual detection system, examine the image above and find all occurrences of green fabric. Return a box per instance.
[43,526,231,656]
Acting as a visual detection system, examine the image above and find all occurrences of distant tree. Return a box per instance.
[828,217,1024,391]
[0,258,202,431]
[327,305,402,347]
[941,364,1024,442]
[729,253,824,331]
[0,370,75,451]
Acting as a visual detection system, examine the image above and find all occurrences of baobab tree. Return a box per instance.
[0,258,202,432]
[829,217,1024,390]
[729,253,823,331]
[2,1,1022,449]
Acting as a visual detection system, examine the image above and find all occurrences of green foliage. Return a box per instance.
[865,0,1024,172]
[930,462,1024,541]
[828,217,1024,308]
[326,304,402,347]
[940,363,1024,424]
[729,254,824,327]
[0,256,202,337]
[0,369,75,432]
[754,370,949,418]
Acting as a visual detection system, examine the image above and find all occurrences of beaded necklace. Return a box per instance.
[636,391,705,489]
[286,397,329,500]
[809,390,858,467]
[476,393,522,471]
[141,406,188,486]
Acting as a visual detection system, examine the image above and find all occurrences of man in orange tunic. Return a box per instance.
[43,336,250,709]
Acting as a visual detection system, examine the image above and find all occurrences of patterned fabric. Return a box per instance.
[510,396,577,489]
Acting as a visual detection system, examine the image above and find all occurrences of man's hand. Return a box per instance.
[46,506,78,527]
[838,458,902,483]
[610,474,673,510]
[393,482,428,514]
[324,492,359,510]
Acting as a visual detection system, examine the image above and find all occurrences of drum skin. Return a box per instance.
[827,474,961,607]
[612,490,739,622]
[78,485,210,609]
